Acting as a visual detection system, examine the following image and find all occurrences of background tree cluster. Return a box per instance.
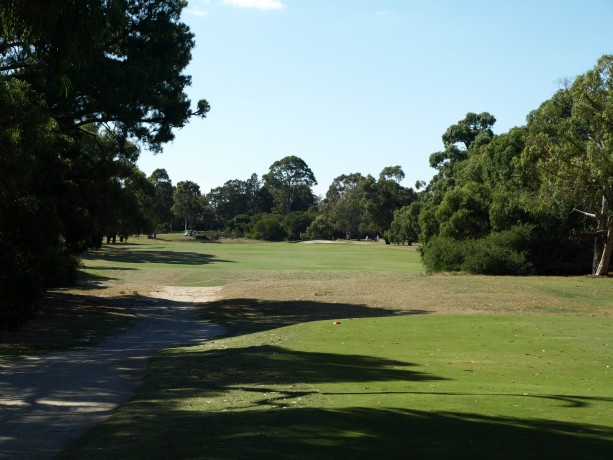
[182,157,415,244]
[402,55,613,276]
[161,52,613,279]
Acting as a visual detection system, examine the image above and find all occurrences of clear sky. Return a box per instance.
[137,0,613,197]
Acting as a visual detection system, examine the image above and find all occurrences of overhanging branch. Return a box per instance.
[571,207,597,220]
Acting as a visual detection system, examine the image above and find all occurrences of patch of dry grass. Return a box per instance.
[216,271,612,317]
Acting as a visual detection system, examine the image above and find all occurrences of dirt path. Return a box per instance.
[0,287,225,460]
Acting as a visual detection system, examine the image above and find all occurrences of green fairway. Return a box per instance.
[27,236,613,458]
[62,314,612,459]
[79,236,424,290]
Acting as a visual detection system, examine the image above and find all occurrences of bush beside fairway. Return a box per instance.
[7,236,611,458]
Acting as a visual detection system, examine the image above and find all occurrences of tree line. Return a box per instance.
[158,56,613,281]
[145,157,417,243]
[412,56,613,278]
[0,0,209,328]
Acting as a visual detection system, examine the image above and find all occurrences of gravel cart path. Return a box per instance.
[0,287,225,460]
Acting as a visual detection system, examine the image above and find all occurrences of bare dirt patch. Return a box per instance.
[0,293,139,357]
[1,287,223,359]
[147,286,222,303]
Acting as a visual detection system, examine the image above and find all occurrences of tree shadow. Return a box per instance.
[154,344,447,396]
[0,292,146,355]
[82,246,234,266]
[196,407,613,459]
[197,298,430,335]
[63,403,613,459]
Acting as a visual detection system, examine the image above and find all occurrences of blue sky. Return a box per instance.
[137,0,613,197]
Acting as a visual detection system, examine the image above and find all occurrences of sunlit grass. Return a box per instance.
[61,314,613,459]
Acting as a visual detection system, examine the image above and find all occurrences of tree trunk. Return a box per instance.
[593,194,611,276]
[594,219,613,276]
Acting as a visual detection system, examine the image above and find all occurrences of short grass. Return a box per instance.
[55,235,613,459]
[61,314,612,459]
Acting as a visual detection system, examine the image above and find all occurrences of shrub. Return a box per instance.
[421,236,468,273]
[246,214,286,241]
[303,216,334,240]
[228,214,252,236]
[283,211,316,241]
[421,225,534,275]
[462,226,533,275]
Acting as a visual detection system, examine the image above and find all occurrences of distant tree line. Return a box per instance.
[145,155,416,244]
[170,56,613,280]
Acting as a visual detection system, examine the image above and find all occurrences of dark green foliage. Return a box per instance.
[361,168,417,240]
[303,215,334,240]
[1,0,209,152]
[462,226,534,275]
[283,211,316,241]
[422,226,534,275]
[228,214,253,236]
[263,156,317,215]
[208,174,266,227]
[246,214,286,241]
[319,168,416,241]
[522,55,613,275]
[0,79,68,328]
[0,1,205,328]
[385,202,420,245]
[420,236,467,273]
[435,183,491,240]
[172,181,202,232]
[149,169,174,237]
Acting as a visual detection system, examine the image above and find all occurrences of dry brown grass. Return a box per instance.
[217,271,612,317]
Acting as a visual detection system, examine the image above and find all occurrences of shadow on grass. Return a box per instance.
[63,403,612,460]
[197,297,429,335]
[0,292,142,356]
[83,266,139,271]
[82,246,233,266]
[157,344,447,394]
[55,295,612,459]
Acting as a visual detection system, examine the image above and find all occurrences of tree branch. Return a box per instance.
[571,207,598,220]
[569,228,608,239]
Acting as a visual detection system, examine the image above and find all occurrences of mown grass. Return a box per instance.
[61,313,612,459]
[79,235,612,316]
